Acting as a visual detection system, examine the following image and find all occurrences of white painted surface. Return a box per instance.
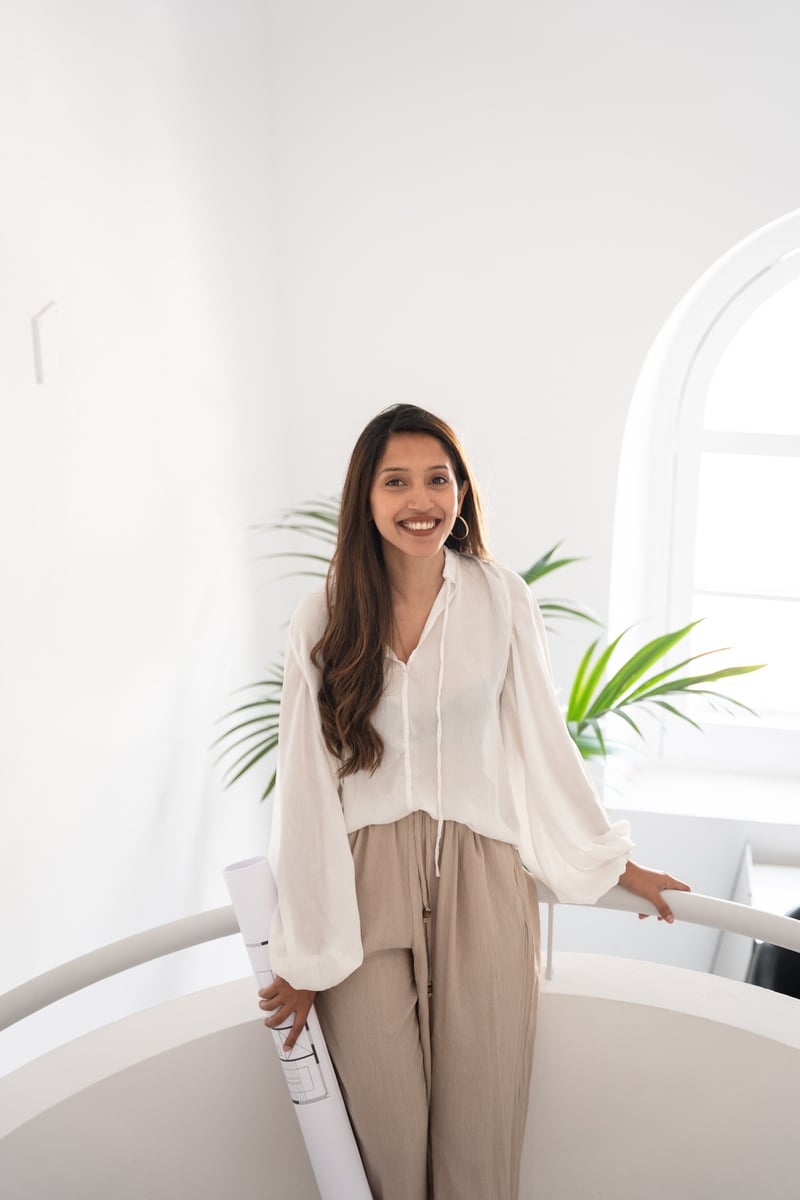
[2,960,800,1199]
[526,956,800,1198]
[0,980,318,1200]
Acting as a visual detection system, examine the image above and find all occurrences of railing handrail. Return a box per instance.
[535,884,800,980]
[2,888,799,1033]
[0,907,239,1034]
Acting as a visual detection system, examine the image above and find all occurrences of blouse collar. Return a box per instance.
[442,546,460,585]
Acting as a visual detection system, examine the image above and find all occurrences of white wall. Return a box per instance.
[0,1,283,1050]
[260,0,800,668]
[4,0,800,1070]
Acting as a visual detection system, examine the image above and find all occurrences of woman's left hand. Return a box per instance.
[617,860,691,923]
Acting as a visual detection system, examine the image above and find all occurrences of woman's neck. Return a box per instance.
[383,546,446,605]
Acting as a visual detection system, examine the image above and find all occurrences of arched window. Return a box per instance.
[611,211,800,776]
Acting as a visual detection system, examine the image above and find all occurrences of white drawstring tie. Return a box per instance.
[433,586,450,877]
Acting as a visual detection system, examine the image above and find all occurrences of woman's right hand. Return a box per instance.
[258,977,317,1053]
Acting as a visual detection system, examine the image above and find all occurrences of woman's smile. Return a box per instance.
[397,518,442,535]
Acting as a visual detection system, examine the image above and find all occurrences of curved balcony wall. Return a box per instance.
[1,952,799,1199]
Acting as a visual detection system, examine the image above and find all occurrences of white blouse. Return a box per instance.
[268,548,633,991]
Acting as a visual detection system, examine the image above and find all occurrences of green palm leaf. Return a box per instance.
[214,667,285,798]
[568,630,630,722]
[609,707,646,739]
[586,622,704,716]
[539,600,603,626]
[649,700,704,732]
[567,638,602,720]
[519,542,585,585]
[623,646,725,701]
[569,625,764,758]
[639,664,764,699]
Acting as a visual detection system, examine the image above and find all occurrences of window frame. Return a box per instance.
[610,211,800,776]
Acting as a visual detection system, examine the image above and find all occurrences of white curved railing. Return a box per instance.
[2,887,799,1034]
[535,885,800,981]
[0,907,238,1033]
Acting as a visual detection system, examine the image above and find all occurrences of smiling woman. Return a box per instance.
[260,403,688,1200]
[307,408,489,779]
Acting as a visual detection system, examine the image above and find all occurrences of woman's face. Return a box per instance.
[369,433,467,566]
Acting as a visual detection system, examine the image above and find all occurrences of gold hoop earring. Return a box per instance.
[451,513,469,541]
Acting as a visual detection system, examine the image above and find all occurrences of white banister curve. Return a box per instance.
[0,906,239,1033]
[2,887,799,1034]
[535,885,800,981]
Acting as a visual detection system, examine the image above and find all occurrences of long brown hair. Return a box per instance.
[312,404,490,778]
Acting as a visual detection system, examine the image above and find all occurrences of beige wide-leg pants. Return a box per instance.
[314,811,540,1200]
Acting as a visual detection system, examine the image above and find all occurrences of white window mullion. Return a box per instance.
[702,432,800,456]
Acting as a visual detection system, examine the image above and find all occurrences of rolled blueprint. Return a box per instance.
[223,856,372,1200]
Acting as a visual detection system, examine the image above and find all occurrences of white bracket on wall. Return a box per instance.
[545,903,555,980]
[31,301,62,385]
[710,842,753,980]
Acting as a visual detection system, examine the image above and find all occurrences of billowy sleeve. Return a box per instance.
[267,600,364,991]
[500,571,633,903]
